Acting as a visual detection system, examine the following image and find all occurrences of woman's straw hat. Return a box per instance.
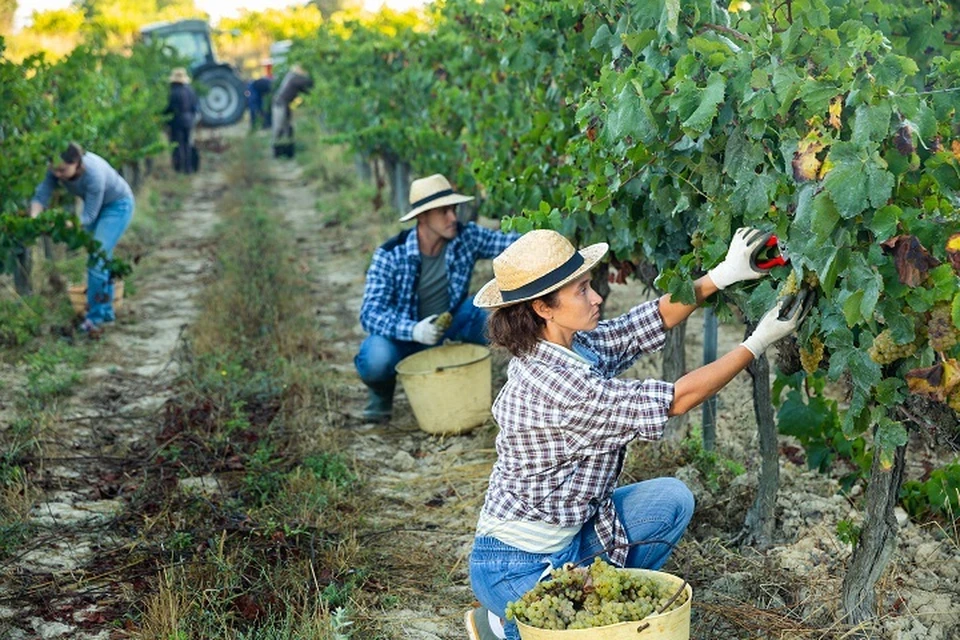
[169,67,190,84]
[474,229,608,309]
[399,174,474,222]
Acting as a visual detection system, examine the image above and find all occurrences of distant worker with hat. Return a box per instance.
[465,228,813,640]
[164,67,199,174]
[271,63,313,157]
[355,174,521,422]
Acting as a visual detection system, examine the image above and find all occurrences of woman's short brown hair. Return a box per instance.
[59,142,84,165]
[487,290,559,357]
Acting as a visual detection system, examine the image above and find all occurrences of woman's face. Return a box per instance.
[543,273,603,334]
[51,161,79,181]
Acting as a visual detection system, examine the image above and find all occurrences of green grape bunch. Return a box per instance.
[928,304,959,353]
[868,329,918,365]
[505,558,688,630]
[800,337,825,375]
[434,311,453,331]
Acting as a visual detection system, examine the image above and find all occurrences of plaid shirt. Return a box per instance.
[359,222,519,341]
[481,300,675,567]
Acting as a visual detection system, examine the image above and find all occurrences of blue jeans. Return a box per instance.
[354,295,488,385]
[84,196,134,325]
[469,478,695,640]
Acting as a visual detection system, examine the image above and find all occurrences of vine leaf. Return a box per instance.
[822,143,893,218]
[874,417,908,471]
[881,235,941,287]
[828,96,842,131]
[905,359,960,403]
[681,73,725,137]
[792,132,825,182]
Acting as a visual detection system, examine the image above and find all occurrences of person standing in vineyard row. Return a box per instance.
[29,143,134,336]
[271,63,313,158]
[465,228,812,640]
[164,67,199,174]
[247,61,273,131]
[355,174,521,422]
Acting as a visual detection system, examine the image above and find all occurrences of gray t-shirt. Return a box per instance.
[418,249,450,320]
[32,152,133,227]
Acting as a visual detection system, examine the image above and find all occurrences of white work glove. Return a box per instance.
[412,314,443,345]
[742,291,814,358]
[707,227,771,290]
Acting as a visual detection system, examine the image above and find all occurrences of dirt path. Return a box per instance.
[0,158,225,639]
[269,156,502,639]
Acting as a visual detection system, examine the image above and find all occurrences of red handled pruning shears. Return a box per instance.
[751,234,789,271]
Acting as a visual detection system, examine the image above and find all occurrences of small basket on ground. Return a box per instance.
[68,281,124,316]
[515,568,692,640]
[395,343,491,435]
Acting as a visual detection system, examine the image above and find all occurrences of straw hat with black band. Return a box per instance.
[169,68,190,84]
[474,229,608,309]
[399,174,474,222]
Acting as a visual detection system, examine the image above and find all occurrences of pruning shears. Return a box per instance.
[750,234,790,272]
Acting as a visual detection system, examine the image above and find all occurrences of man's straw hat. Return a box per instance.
[399,174,474,222]
[474,229,608,309]
[169,67,190,84]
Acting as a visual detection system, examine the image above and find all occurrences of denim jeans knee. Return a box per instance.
[354,334,423,384]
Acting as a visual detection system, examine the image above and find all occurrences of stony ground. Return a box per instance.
[1,133,958,639]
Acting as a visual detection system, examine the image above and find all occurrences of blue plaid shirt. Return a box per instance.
[360,222,520,341]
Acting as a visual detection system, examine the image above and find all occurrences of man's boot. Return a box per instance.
[362,379,395,423]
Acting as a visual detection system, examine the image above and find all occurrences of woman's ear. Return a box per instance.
[531,299,552,322]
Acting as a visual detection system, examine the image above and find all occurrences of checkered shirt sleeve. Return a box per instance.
[482,300,674,566]
[359,244,420,341]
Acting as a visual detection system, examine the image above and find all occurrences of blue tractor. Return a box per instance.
[140,19,247,127]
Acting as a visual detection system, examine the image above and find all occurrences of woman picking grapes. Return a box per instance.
[30,142,134,336]
[465,228,811,639]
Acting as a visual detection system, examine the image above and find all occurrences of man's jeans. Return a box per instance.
[469,478,695,640]
[84,196,134,326]
[354,295,488,386]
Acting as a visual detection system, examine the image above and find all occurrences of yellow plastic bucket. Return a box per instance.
[395,343,492,435]
[68,281,124,315]
[516,569,692,640]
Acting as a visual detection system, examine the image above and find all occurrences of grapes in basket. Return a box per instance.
[505,557,688,630]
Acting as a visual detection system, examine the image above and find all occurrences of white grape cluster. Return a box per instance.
[505,558,687,630]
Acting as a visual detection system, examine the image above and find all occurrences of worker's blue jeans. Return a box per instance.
[354,295,488,387]
[84,196,134,326]
[469,478,695,639]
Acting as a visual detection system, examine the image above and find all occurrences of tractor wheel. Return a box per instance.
[196,67,246,127]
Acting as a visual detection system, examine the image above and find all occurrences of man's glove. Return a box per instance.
[742,290,815,357]
[412,314,443,345]
[708,227,771,290]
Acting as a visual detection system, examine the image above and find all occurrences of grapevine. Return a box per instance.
[505,558,687,631]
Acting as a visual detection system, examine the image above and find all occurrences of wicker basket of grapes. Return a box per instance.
[509,557,691,639]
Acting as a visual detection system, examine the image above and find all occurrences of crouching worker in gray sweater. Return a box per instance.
[30,142,134,336]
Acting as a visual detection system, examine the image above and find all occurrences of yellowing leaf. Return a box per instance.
[828,96,842,131]
[818,157,835,180]
[952,140,960,162]
[792,134,825,182]
[728,0,751,13]
[948,233,960,273]
[906,358,960,403]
